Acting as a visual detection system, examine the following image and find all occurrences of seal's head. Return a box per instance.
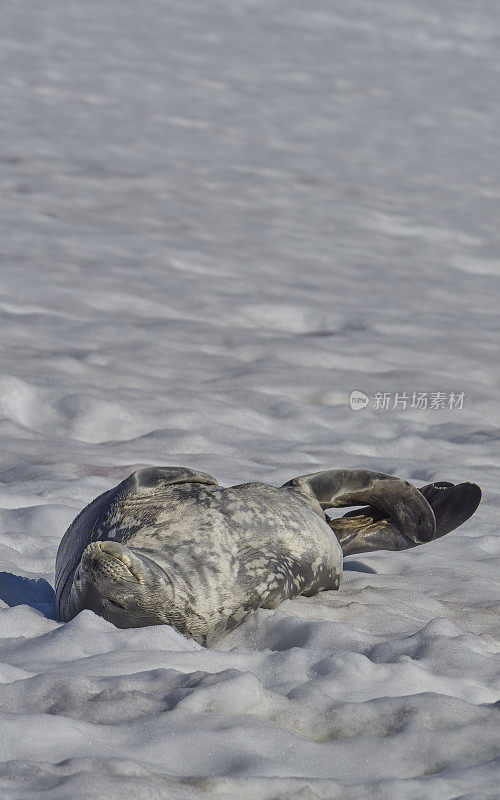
[69,540,176,628]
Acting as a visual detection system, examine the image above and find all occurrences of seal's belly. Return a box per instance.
[116,482,342,641]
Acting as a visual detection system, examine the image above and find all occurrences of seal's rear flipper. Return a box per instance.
[327,481,481,556]
[418,481,481,537]
[283,469,436,545]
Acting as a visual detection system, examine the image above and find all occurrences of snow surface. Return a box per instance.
[0,0,499,797]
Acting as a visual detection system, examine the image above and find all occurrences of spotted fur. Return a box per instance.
[55,467,481,645]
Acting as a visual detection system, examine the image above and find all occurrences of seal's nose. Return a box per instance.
[81,541,143,582]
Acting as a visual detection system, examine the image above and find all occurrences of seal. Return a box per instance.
[55,467,481,645]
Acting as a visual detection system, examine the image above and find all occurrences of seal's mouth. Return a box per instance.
[81,541,143,583]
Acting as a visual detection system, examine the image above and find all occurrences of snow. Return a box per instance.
[0,0,499,797]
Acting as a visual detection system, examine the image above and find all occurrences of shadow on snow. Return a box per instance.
[0,572,57,619]
[342,559,377,574]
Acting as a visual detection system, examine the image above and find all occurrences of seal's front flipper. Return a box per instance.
[283,469,436,546]
[328,480,481,556]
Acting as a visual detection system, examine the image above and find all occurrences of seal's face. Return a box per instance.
[70,540,175,628]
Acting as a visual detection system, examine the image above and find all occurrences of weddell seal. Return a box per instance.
[55,467,481,645]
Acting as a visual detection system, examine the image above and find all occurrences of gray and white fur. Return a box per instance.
[55,467,481,646]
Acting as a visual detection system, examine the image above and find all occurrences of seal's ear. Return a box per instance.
[282,469,436,545]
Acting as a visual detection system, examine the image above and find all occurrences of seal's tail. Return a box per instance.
[326,481,481,556]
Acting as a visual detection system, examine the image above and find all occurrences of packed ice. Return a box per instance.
[0,1,498,798]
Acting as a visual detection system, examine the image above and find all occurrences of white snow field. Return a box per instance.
[0,0,499,798]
